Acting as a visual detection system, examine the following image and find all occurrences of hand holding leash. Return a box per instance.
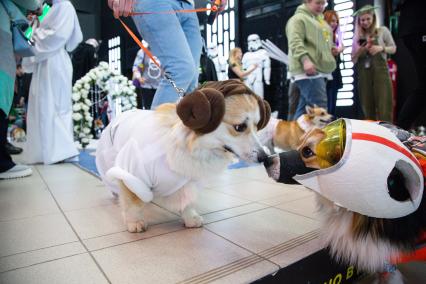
[108,0,135,18]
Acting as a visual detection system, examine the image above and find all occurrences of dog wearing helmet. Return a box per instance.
[263,119,426,281]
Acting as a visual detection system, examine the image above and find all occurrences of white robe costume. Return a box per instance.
[23,0,82,164]
[96,110,191,202]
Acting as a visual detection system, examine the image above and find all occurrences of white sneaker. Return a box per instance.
[0,165,33,179]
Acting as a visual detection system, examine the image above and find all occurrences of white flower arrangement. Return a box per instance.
[72,61,137,148]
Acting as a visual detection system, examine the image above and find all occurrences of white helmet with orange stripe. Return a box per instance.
[294,119,424,218]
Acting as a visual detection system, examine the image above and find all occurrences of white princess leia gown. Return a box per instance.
[23,0,82,164]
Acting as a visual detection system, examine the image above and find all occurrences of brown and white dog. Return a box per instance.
[263,125,426,280]
[258,105,333,152]
[10,127,26,142]
[96,80,270,233]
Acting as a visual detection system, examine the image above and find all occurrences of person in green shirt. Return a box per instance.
[286,0,336,119]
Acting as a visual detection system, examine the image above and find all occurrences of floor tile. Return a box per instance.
[258,186,314,206]
[205,207,320,253]
[52,183,117,212]
[0,214,78,257]
[226,165,272,183]
[84,221,185,251]
[274,195,319,220]
[203,203,269,224]
[0,184,59,221]
[65,203,179,240]
[154,188,252,215]
[0,254,109,284]
[266,234,324,267]
[0,242,86,273]
[202,173,247,189]
[0,167,45,190]
[38,164,102,192]
[211,180,297,202]
[92,229,275,284]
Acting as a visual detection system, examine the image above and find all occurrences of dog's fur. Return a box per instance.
[265,128,426,273]
[10,127,26,142]
[258,106,332,152]
[97,93,267,233]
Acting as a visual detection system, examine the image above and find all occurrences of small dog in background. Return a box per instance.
[258,105,333,153]
[10,127,26,142]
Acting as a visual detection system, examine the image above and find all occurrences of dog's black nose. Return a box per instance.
[257,149,268,163]
[263,155,274,168]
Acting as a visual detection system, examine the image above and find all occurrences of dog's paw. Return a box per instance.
[126,220,147,233]
[183,213,204,228]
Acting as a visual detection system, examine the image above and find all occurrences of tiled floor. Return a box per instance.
[1,156,424,284]
[0,153,327,284]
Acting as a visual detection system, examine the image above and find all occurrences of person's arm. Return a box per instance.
[380,26,396,55]
[108,0,135,18]
[11,0,39,11]
[287,17,317,75]
[367,27,397,56]
[231,64,257,80]
[351,35,368,63]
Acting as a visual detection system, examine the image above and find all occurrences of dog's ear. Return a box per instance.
[256,98,271,130]
[305,105,314,115]
[176,88,225,134]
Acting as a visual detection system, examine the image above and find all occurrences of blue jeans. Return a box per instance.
[132,0,202,108]
[294,78,327,119]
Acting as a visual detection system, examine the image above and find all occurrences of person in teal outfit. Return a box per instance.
[0,0,40,179]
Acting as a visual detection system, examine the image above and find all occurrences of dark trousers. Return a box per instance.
[136,88,156,110]
[397,32,426,129]
[326,82,338,116]
[0,110,15,172]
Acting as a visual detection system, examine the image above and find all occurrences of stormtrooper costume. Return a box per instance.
[242,34,271,98]
[207,43,228,81]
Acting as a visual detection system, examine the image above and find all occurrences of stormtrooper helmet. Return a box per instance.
[207,43,218,59]
[247,34,262,52]
[295,119,424,218]
[271,119,424,219]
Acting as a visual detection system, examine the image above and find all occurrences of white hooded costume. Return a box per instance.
[96,110,191,203]
[23,0,82,164]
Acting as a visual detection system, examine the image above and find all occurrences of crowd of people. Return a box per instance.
[0,0,424,180]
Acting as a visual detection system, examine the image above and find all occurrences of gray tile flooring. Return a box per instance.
[1,160,424,283]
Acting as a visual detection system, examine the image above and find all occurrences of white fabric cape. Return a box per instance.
[22,0,82,164]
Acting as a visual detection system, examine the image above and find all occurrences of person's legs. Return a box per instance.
[287,82,300,120]
[178,0,202,93]
[135,88,143,109]
[294,78,327,118]
[0,110,15,172]
[397,32,426,129]
[326,81,337,116]
[132,0,200,108]
[141,88,156,109]
[357,66,375,120]
[373,62,393,122]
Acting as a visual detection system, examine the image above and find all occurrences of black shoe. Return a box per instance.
[5,142,23,155]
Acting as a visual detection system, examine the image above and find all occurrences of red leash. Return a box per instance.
[117,4,219,96]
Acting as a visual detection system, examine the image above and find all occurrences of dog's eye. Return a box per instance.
[321,112,325,115]
[301,146,314,158]
[233,123,247,132]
